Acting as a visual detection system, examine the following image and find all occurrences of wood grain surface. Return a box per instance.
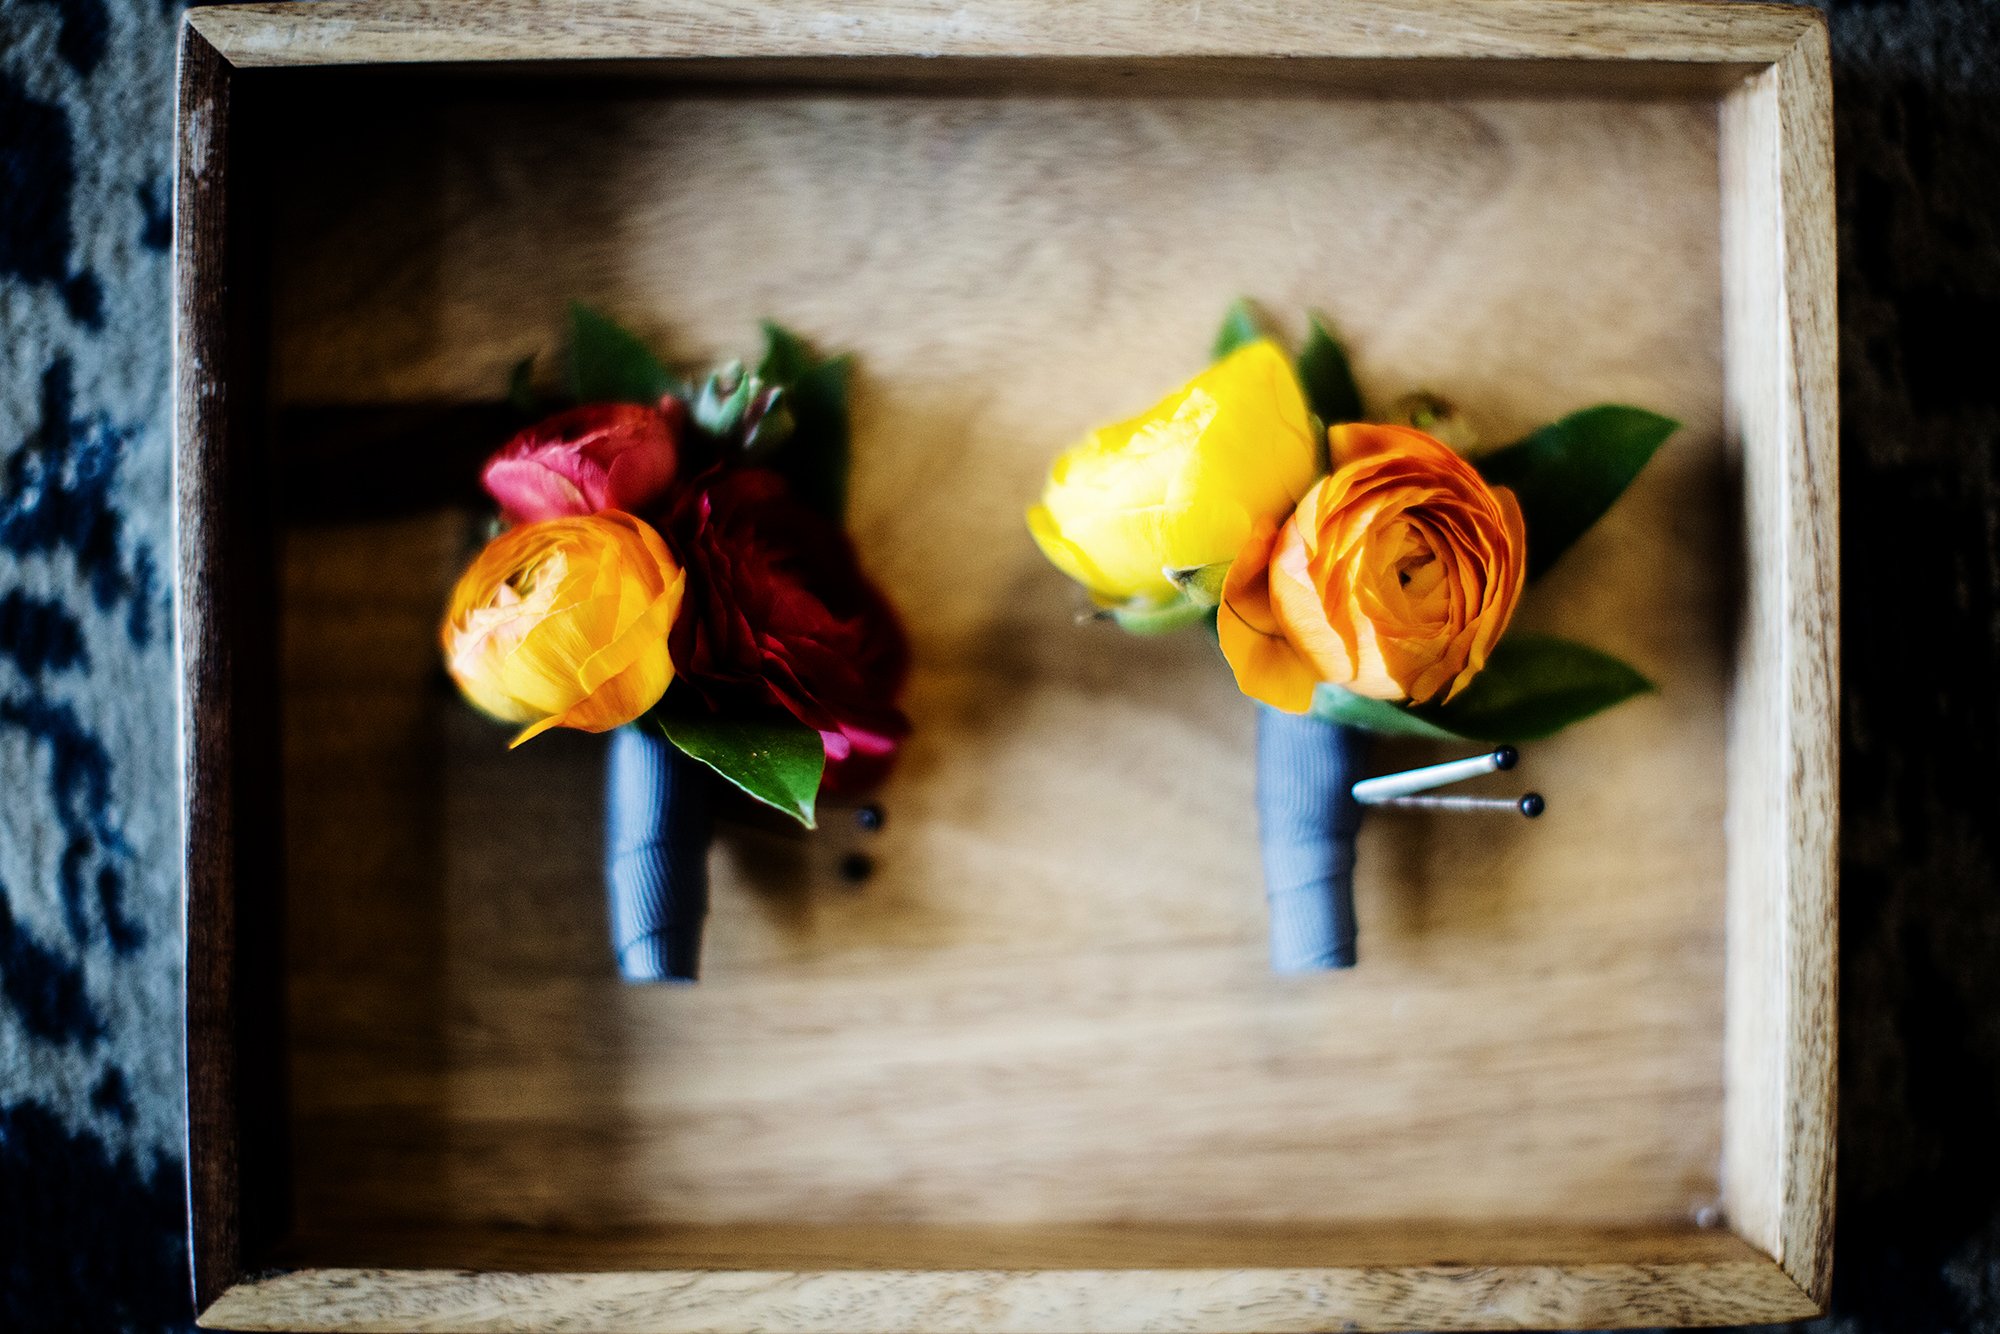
[272,86,1730,1240]
[175,23,292,1312]
[189,0,1819,69]
[1717,18,1839,1305]
[170,2,1839,1328]
[203,1241,1818,1332]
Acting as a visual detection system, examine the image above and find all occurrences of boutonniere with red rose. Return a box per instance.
[440,307,909,983]
[1029,302,1673,972]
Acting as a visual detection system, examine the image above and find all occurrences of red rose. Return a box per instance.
[482,400,684,524]
[669,469,910,793]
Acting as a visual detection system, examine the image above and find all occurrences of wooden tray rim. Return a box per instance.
[173,2,1837,1329]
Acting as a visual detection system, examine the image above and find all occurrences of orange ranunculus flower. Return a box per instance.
[1219,423,1526,714]
[442,511,686,746]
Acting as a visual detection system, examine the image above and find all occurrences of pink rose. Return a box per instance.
[481,401,684,523]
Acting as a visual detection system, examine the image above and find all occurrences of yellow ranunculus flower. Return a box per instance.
[1027,339,1321,606]
[441,511,686,747]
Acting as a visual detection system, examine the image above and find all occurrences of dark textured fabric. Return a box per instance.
[605,724,712,983]
[1,0,1996,1329]
[1,0,194,1330]
[1777,4,2000,1331]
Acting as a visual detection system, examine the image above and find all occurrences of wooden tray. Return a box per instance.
[174,3,1838,1329]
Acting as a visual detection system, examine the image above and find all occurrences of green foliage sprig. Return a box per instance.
[1215,300,1667,744]
[547,305,854,825]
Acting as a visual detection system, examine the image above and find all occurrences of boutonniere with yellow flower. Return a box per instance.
[1029,302,1671,971]
[440,306,910,983]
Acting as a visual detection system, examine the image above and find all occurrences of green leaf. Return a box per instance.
[567,303,682,405]
[654,709,824,827]
[1165,562,1230,609]
[756,322,852,520]
[1297,314,1364,425]
[1211,298,1265,362]
[785,356,852,517]
[507,355,541,415]
[1475,405,1678,580]
[756,321,817,385]
[1309,684,1470,741]
[1413,635,1653,741]
[1102,597,1215,636]
[1309,635,1653,742]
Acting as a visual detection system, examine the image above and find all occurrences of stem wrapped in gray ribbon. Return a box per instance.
[1255,705,1370,971]
[605,725,713,983]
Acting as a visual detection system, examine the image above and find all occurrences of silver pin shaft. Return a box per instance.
[1372,792,1545,817]
[1351,747,1517,804]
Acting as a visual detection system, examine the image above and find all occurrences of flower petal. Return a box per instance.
[1218,516,1320,714]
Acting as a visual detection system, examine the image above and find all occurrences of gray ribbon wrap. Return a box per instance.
[605,724,712,984]
[1255,705,1369,971]
[607,709,1363,979]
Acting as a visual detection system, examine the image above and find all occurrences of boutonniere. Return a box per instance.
[440,307,910,982]
[1029,302,1671,970]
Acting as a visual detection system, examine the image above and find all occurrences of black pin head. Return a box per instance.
[1518,792,1546,818]
[1493,745,1519,772]
[854,804,885,833]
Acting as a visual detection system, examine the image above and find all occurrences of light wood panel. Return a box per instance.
[1717,17,1838,1307]
[191,0,1818,70]
[274,86,1729,1240]
[204,1247,1818,1333]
